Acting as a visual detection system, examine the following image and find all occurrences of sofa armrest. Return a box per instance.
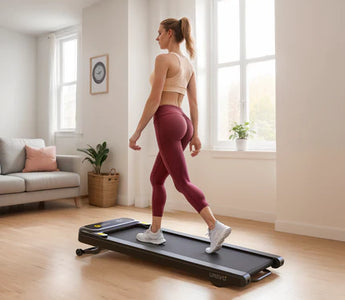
[56,155,82,174]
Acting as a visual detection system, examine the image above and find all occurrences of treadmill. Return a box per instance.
[76,218,284,287]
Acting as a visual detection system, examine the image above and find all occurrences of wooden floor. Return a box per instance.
[0,199,344,300]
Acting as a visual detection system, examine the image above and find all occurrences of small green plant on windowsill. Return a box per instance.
[229,122,256,151]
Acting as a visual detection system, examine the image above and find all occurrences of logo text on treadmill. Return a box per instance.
[209,272,228,281]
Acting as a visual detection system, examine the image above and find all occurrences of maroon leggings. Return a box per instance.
[151,105,209,217]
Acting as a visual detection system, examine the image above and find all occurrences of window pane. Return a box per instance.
[246,0,275,59]
[247,60,275,141]
[217,66,240,141]
[62,39,77,83]
[61,84,76,129]
[217,0,240,63]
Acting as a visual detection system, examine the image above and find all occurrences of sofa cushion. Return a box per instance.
[9,171,80,192]
[0,138,45,174]
[23,145,58,172]
[0,175,25,194]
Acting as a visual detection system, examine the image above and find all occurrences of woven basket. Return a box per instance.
[88,168,120,207]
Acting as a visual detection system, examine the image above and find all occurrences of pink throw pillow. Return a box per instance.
[23,145,59,172]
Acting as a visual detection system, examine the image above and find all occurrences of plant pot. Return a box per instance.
[236,139,247,151]
[88,170,119,207]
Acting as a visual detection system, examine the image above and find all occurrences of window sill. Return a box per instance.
[205,148,276,160]
[55,131,83,138]
[148,149,276,160]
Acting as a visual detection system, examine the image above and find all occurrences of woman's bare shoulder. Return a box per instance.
[154,54,172,69]
[155,53,170,61]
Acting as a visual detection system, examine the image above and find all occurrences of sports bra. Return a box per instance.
[149,52,194,95]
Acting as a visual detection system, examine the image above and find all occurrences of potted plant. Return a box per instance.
[229,122,256,151]
[77,142,119,207]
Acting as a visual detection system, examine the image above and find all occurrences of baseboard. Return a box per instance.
[213,206,276,223]
[76,194,130,207]
[275,220,345,242]
[134,195,150,208]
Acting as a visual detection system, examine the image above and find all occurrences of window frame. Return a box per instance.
[55,29,80,133]
[211,0,276,151]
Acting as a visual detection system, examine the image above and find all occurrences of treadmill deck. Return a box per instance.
[77,218,284,287]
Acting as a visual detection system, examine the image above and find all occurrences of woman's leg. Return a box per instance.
[150,128,207,231]
[179,117,217,230]
[150,153,169,218]
[199,206,217,230]
[149,153,169,232]
[150,111,210,231]
[155,113,209,214]
[151,216,162,233]
[137,155,167,243]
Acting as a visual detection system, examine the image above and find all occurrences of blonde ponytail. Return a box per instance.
[180,17,195,59]
[160,17,195,59]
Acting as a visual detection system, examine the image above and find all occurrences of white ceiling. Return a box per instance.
[0,0,103,36]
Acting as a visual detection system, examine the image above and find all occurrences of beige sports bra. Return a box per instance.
[149,52,194,95]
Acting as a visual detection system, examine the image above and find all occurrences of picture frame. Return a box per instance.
[90,54,109,95]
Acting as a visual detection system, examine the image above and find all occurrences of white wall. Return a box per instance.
[0,27,37,138]
[128,0,150,207]
[275,0,345,241]
[36,35,51,143]
[80,0,129,202]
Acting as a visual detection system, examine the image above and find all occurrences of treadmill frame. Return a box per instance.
[77,218,284,287]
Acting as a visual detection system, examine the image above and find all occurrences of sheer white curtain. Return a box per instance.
[48,33,57,145]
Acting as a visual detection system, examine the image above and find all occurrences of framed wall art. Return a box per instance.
[90,54,109,95]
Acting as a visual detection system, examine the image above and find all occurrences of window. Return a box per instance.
[56,32,79,132]
[212,0,275,150]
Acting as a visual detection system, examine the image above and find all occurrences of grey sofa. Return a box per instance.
[0,137,81,208]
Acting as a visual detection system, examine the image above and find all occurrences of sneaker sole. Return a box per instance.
[136,235,166,245]
[206,227,232,254]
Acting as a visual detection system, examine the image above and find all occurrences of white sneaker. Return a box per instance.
[136,226,166,245]
[206,221,232,254]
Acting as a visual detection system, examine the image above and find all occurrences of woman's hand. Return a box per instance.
[129,131,142,151]
[189,136,201,157]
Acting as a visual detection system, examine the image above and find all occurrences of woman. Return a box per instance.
[129,17,231,254]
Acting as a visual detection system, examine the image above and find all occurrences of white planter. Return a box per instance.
[236,139,247,151]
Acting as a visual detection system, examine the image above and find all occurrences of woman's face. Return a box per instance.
[156,25,170,49]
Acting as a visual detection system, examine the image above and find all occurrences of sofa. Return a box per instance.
[0,137,81,208]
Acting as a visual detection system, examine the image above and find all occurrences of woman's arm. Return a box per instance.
[186,72,202,157]
[129,55,168,150]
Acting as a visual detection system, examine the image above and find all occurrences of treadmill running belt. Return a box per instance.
[108,226,272,275]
